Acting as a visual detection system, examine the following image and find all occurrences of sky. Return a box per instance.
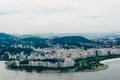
[0,0,120,34]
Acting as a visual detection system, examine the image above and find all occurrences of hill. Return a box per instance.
[51,36,92,48]
[0,33,94,55]
[21,37,50,48]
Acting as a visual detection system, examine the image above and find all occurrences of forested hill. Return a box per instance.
[51,36,92,48]
[0,33,93,49]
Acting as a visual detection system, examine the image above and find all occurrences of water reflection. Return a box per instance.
[0,60,120,80]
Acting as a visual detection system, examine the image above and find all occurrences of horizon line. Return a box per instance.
[1,31,120,35]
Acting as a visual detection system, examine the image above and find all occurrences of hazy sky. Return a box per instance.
[0,0,120,34]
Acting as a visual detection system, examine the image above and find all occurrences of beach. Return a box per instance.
[100,58,120,63]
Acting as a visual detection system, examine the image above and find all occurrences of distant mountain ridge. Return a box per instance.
[0,33,16,39]
[0,33,93,49]
[0,32,120,55]
[51,36,92,48]
[52,36,91,44]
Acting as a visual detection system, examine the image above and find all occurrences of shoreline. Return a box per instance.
[5,57,120,73]
[100,58,120,63]
[5,64,108,73]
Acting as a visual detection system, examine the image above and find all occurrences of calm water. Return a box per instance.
[0,60,120,80]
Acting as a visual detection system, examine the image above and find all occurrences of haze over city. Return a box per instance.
[0,0,120,34]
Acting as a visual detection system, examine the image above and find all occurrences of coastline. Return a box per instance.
[5,57,120,73]
[100,58,120,63]
[5,64,108,73]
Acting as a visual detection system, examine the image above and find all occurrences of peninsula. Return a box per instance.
[0,33,120,72]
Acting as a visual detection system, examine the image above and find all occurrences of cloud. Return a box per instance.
[0,0,120,34]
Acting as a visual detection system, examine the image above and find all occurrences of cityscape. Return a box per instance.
[0,0,120,80]
[0,33,120,80]
[4,48,120,68]
[0,32,119,72]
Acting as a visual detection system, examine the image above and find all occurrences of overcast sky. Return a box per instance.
[0,0,120,34]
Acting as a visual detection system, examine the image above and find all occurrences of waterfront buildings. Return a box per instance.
[4,47,120,68]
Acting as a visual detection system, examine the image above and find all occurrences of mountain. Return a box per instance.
[0,33,93,47]
[51,36,92,48]
[21,37,50,48]
[1,33,115,55]
[0,33,19,46]
[0,33,93,48]
[0,33,15,39]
